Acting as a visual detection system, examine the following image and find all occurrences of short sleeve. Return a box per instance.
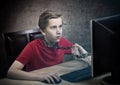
[16,43,34,65]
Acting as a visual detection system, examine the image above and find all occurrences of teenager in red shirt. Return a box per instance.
[7,10,88,84]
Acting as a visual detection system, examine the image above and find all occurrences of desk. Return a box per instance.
[0,60,104,85]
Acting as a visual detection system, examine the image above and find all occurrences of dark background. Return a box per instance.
[0,0,120,51]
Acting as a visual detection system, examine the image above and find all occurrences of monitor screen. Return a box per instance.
[91,14,120,83]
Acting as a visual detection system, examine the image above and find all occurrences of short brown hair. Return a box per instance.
[38,10,62,31]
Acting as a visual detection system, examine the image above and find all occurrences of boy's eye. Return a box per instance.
[59,25,62,28]
[50,26,57,29]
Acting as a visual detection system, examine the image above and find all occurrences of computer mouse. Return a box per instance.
[42,77,62,84]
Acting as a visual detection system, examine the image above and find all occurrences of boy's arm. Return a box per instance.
[7,60,60,83]
[71,43,91,65]
[7,60,42,80]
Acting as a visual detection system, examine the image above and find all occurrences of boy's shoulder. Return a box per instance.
[29,38,43,46]
[59,37,73,46]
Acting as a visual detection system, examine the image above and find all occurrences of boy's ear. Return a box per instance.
[40,29,46,36]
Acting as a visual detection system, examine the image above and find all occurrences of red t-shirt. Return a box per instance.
[16,37,73,71]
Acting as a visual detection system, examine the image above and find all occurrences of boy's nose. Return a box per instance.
[56,28,61,34]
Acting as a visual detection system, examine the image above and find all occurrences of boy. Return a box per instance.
[7,10,89,84]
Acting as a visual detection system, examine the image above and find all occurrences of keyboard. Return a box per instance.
[60,66,92,83]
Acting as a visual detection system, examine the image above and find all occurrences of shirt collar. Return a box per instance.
[42,36,59,49]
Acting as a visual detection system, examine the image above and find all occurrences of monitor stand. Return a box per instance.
[102,75,120,85]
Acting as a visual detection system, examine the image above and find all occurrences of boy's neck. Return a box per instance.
[43,37,57,48]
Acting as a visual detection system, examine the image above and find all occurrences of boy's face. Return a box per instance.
[41,17,63,43]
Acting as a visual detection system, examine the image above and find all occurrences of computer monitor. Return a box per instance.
[91,14,120,84]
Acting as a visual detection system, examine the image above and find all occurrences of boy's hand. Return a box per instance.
[72,43,88,59]
[40,73,61,84]
[71,43,80,56]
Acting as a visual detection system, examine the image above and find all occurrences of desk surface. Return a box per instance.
[0,60,104,85]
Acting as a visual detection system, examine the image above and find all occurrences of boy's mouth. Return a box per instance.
[56,36,61,39]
